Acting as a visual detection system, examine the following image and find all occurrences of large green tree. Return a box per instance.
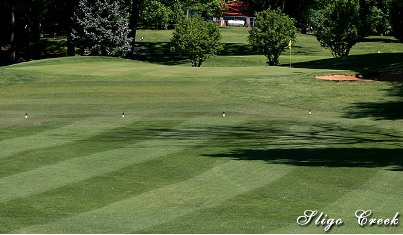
[170,16,223,67]
[315,0,361,57]
[248,8,296,66]
[72,0,132,56]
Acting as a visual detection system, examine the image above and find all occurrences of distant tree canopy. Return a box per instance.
[140,0,171,29]
[359,0,393,37]
[315,0,361,57]
[298,0,393,37]
[138,0,221,29]
[170,16,223,67]
[248,8,296,65]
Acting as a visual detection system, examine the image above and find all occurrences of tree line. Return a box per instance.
[0,0,402,66]
[1,0,142,65]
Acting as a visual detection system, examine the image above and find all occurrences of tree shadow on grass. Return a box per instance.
[288,53,403,74]
[204,148,403,171]
[345,101,403,120]
[219,43,259,56]
[344,83,403,120]
[134,42,188,65]
[200,123,403,171]
[133,42,260,65]
[359,37,401,43]
[289,52,403,120]
[142,121,403,171]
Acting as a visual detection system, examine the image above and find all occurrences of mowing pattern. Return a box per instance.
[0,58,402,233]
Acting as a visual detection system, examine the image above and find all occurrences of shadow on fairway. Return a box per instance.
[344,83,403,120]
[292,53,403,120]
[144,121,403,171]
[359,37,401,43]
[134,42,188,65]
[205,148,403,171]
[200,122,403,171]
[219,43,259,56]
[287,53,403,75]
[134,42,259,65]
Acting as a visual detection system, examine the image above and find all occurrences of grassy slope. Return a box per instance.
[136,27,403,72]
[0,29,402,233]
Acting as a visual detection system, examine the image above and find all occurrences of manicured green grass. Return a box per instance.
[135,27,403,71]
[0,29,402,233]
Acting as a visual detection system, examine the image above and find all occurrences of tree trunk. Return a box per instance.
[66,0,79,56]
[30,1,43,60]
[197,58,204,67]
[10,4,15,64]
[129,0,144,58]
[66,33,75,56]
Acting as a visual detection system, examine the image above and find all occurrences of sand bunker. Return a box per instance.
[316,75,365,81]
[316,71,402,82]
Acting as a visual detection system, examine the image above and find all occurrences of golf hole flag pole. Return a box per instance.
[289,39,292,68]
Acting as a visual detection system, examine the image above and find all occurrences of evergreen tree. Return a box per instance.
[72,0,132,56]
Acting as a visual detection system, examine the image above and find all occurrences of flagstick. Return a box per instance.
[289,39,292,68]
[290,46,292,68]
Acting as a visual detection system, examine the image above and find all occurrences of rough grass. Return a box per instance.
[0,29,402,233]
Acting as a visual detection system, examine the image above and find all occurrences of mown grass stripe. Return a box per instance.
[0,147,223,233]
[0,116,247,203]
[0,117,132,159]
[15,160,294,234]
[0,118,185,178]
[271,168,402,233]
[0,143,175,203]
[319,170,403,233]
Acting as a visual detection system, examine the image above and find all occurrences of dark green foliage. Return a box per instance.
[140,0,171,29]
[181,0,222,18]
[72,0,132,56]
[304,8,326,32]
[359,0,392,37]
[367,5,391,35]
[195,0,222,18]
[247,8,296,66]
[169,0,186,26]
[139,0,220,30]
[304,0,392,37]
[315,0,361,57]
[390,0,403,41]
[250,0,287,13]
[170,16,223,67]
